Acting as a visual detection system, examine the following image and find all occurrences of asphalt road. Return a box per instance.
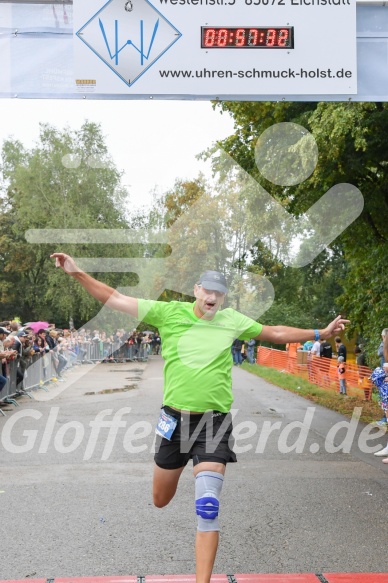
[0,356,387,579]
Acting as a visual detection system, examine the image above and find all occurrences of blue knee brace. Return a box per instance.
[195,470,224,532]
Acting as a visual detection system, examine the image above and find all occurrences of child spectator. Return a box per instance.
[337,356,347,395]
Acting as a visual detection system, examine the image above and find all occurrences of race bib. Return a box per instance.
[155,409,178,441]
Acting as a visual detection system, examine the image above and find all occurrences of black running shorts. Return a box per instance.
[154,405,237,469]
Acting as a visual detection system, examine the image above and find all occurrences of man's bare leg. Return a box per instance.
[194,461,226,583]
[195,531,219,583]
[153,463,185,508]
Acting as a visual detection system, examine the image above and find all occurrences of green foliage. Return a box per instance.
[0,121,136,326]
[210,100,388,357]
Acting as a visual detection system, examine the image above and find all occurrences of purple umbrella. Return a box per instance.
[25,321,50,333]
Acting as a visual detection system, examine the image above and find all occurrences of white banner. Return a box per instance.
[0,4,12,94]
[74,0,357,95]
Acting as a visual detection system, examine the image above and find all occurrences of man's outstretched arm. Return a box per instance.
[256,315,349,344]
[50,253,138,318]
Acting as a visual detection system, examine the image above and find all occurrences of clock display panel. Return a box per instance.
[201,26,294,49]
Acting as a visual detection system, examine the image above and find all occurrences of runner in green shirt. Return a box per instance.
[51,252,348,583]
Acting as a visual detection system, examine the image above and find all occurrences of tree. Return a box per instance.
[146,176,232,300]
[0,121,136,327]
[208,101,388,358]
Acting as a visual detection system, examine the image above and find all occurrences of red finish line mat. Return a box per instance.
[235,575,321,582]
[2,574,388,583]
[323,576,388,583]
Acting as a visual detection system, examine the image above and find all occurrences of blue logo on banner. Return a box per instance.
[76,0,182,88]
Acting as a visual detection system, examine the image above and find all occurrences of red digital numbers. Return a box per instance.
[218,28,228,46]
[266,29,276,46]
[202,27,292,48]
[247,29,258,46]
[204,28,216,47]
[277,29,289,47]
[235,28,246,47]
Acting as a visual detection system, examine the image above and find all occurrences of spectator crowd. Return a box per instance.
[0,320,161,403]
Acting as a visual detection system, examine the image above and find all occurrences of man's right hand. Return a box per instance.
[50,253,82,275]
[49,251,139,317]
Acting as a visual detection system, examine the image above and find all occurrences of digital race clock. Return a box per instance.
[201,26,294,49]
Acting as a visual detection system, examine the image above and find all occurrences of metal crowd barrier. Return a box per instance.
[76,341,150,363]
[0,359,18,414]
[0,340,151,415]
[0,350,74,415]
[23,352,57,391]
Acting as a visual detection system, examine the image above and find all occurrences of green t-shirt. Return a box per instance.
[138,299,262,413]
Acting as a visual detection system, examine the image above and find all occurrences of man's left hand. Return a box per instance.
[321,315,350,339]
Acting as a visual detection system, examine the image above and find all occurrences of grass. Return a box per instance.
[240,362,382,425]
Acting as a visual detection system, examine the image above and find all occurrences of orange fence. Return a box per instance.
[256,347,374,400]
